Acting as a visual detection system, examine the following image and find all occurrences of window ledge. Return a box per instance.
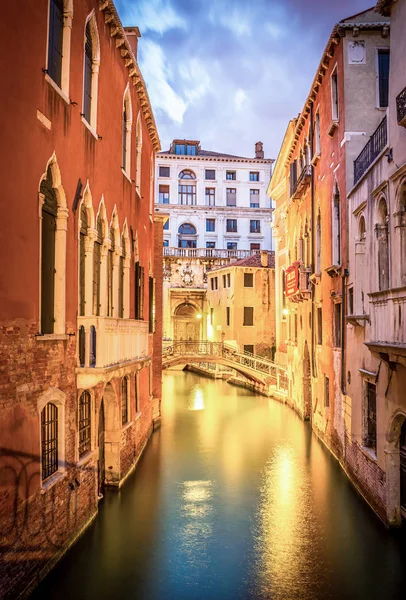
[41,470,66,494]
[360,445,377,463]
[77,450,96,468]
[327,119,339,137]
[121,168,132,184]
[325,264,341,278]
[44,74,70,105]
[311,153,321,166]
[36,333,70,342]
[81,116,98,140]
[122,420,134,432]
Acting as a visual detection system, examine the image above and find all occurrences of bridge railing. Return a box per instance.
[163,341,288,395]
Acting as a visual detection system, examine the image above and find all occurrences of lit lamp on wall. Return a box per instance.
[282,308,289,316]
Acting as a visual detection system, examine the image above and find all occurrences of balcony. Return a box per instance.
[77,316,149,387]
[354,117,387,184]
[291,165,311,200]
[286,262,311,303]
[396,85,406,128]
[366,286,406,364]
[163,247,256,260]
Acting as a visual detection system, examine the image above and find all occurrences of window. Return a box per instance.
[244,273,253,287]
[178,222,197,248]
[348,287,354,315]
[122,377,129,425]
[331,68,339,121]
[163,220,169,230]
[226,219,237,233]
[206,188,215,206]
[281,270,286,315]
[134,261,144,320]
[40,167,58,334]
[179,169,196,179]
[89,325,96,367]
[205,169,215,180]
[206,218,215,232]
[324,375,330,408]
[250,243,260,252]
[249,172,259,181]
[41,402,58,480]
[289,160,297,196]
[332,185,341,265]
[122,88,132,175]
[333,302,342,347]
[226,171,236,180]
[82,15,99,130]
[227,242,237,250]
[317,306,322,344]
[179,184,196,205]
[226,307,230,326]
[250,189,259,208]
[149,277,155,333]
[159,185,169,204]
[315,111,321,155]
[210,278,214,291]
[118,235,126,319]
[47,0,64,88]
[214,277,218,290]
[79,203,88,317]
[134,374,139,413]
[365,382,377,451]
[227,273,231,287]
[250,220,261,233]
[315,213,321,275]
[244,344,254,354]
[135,114,142,193]
[159,166,170,177]
[163,239,169,247]
[206,241,215,249]
[243,307,254,326]
[107,227,114,317]
[377,49,390,108]
[210,308,214,325]
[175,144,197,155]
[294,314,298,343]
[226,188,236,206]
[377,198,389,290]
[79,325,85,367]
[222,274,226,287]
[93,215,103,316]
[78,391,91,458]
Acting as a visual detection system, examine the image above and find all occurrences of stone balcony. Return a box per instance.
[366,286,406,365]
[77,316,149,387]
[163,247,256,260]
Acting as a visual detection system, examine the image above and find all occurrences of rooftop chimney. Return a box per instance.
[124,27,141,60]
[255,141,264,159]
[260,250,268,268]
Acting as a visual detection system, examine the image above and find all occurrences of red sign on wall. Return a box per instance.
[285,262,300,298]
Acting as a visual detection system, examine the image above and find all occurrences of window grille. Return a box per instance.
[79,391,91,457]
[122,378,128,425]
[41,402,58,480]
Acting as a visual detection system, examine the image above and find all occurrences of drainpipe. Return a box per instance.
[341,270,348,394]
[310,103,316,379]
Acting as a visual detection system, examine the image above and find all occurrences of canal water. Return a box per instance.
[32,371,406,600]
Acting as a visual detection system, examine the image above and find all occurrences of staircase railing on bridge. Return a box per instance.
[162,341,288,394]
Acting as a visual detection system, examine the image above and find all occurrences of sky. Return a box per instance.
[116,0,375,160]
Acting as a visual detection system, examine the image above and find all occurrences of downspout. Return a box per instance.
[310,103,316,379]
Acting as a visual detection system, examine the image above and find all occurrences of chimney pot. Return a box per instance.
[255,141,264,159]
[124,26,141,60]
[260,250,268,267]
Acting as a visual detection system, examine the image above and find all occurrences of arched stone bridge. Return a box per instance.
[162,341,288,396]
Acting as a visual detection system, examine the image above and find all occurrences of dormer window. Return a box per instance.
[175,144,197,155]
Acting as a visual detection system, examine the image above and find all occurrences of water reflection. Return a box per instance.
[31,372,406,600]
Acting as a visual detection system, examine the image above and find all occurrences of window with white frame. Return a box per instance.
[122,88,132,175]
[82,13,100,131]
[331,68,339,121]
[46,0,72,96]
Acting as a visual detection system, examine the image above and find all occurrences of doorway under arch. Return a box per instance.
[174,302,200,342]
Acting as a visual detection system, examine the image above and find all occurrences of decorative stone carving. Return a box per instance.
[181,265,195,287]
[348,41,366,64]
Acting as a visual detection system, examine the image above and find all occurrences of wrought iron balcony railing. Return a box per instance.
[396,85,406,127]
[354,116,387,184]
[291,165,312,200]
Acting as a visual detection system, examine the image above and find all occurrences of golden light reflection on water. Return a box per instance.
[179,481,215,569]
[188,386,205,411]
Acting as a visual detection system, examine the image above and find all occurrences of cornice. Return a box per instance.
[99,1,160,151]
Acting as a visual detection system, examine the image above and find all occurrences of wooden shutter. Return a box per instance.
[83,23,93,123]
[122,103,127,168]
[93,218,102,316]
[140,266,145,320]
[118,256,124,318]
[134,261,140,319]
[79,203,88,316]
[48,0,64,87]
[40,171,57,334]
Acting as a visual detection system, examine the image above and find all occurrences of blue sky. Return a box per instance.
[116,0,375,159]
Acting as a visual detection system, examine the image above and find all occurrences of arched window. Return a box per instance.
[332,184,341,265]
[93,214,103,316]
[79,325,85,367]
[47,0,72,94]
[396,182,406,286]
[135,113,142,194]
[40,167,58,334]
[377,198,389,290]
[41,402,58,480]
[89,325,96,367]
[178,170,196,206]
[359,215,366,241]
[79,203,88,316]
[78,391,91,458]
[122,377,128,425]
[118,234,125,318]
[82,14,100,130]
[107,226,115,316]
[178,223,197,249]
[316,212,321,274]
[122,88,132,175]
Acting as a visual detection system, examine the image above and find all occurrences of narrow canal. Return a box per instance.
[32,372,406,600]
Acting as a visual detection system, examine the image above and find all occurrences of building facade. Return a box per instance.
[155,140,273,342]
[269,8,396,522]
[0,1,163,596]
[206,251,276,357]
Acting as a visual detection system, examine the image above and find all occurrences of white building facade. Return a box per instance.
[155,140,273,254]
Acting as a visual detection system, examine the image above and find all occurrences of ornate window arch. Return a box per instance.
[179,169,196,180]
[46,0,73,96]
[395,179,406,286]
[122,86,133,175]
[82,11,100,131]
[39,156,68,334]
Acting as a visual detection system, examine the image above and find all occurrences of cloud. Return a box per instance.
[138,40,186,124]
[116,0,186,35]
[235,89,247,112]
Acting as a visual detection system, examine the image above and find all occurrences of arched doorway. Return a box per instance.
[303,341,312,421]
[174,303,200,342]
[97,399,105,500]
